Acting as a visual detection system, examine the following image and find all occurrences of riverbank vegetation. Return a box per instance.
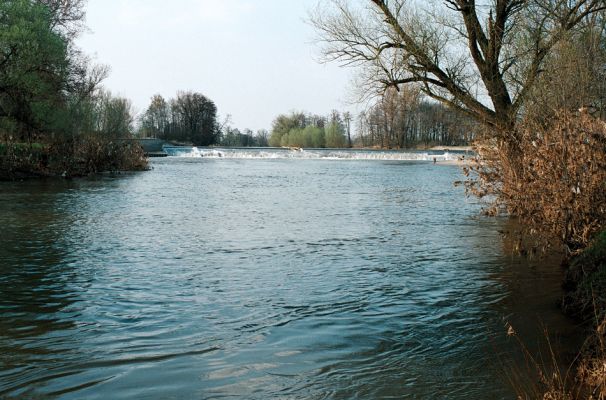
[312,0,606,397]
[269,110,351,148]
[356,86,476,148]
[0,0,147,180]
[219,127,269,147]
[138,92,219,146]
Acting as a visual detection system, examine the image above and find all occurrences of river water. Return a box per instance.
[0,149,579,399]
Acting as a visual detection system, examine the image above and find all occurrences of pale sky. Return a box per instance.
[76,0,357,132]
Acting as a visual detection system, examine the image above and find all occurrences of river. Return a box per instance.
[0,149,579,399]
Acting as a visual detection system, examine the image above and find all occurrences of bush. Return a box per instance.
[279,126,325,148]
[466,111,606,254]
[48,135,148,176]
[0,141,50,180]
[563,231,606,322]
[561,230,606,400]
[0,135,148,180]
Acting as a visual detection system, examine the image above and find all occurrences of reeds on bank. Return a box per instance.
[0,135,148,180]
[465,110,606,399]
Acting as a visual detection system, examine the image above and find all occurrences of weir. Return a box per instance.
[161,146,471,161]
[119,138,169,157]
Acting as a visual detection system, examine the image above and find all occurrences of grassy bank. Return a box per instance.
[525,232,606,399]
[563,231,606,324]
[561,231,606,398]
[0,137,148,181]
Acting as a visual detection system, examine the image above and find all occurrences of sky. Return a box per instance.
[76,0,358,132]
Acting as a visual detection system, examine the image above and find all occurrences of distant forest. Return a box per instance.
[357,87,475,148]
[139,92,218,146]
[138,91,474,149]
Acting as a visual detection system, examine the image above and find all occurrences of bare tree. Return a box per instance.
[343,111,353,147]
[310,0,606,140]
[356,86,474,148]
[523,14,606,121]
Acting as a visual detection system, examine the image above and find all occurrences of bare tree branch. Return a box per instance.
[311,0,606,138]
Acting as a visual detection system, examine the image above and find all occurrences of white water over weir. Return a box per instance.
[162,146,469,161]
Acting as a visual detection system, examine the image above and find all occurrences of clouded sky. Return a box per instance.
[76,0,357,132]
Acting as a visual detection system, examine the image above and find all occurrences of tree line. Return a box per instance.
[356,87,476,148]
[219,126,269,147]
[0,0,145,178]
[268,111,351,148]
[139,92,218,146]
[0,0,224,175]
[0,0,145,142]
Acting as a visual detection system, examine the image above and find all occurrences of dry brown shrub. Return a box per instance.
[47,135,148,177]
[465,111,606,254]
[575,318,606,400]
[505,318,606,400]
[0,135,148,180]
[504,321,577,400]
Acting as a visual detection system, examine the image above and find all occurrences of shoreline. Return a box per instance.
[429,145,473,152]
[0,139,148,181]
[434,158,472,166]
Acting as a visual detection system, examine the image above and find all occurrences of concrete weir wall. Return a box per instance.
[119,138,167,155]
[135,138,167,153]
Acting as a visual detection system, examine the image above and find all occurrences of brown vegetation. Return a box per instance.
[465,111,606,255]
[463,112,606,399]
[0,136,148,181]
[575,317,606,400]
[356,86,476,148]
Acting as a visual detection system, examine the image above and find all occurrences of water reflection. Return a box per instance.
[0,159,580,399]
[0,180,84,396]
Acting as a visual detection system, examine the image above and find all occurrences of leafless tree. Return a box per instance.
[357,86,475,148]
[311,0,606,141]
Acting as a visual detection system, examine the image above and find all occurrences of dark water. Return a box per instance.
[0,156,579,399]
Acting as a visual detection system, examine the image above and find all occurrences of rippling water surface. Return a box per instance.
[0,154,579,399]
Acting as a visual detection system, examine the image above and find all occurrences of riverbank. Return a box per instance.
[428,145,474,166]
[429,145,473,152]
[0,137,149,181]
[434,157,473,166]
[560,231,606,397]
[514,232,606,398]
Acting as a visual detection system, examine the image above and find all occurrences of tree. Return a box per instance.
[174,91,217,145]
[256,129,269,146]
[140,94,169,138]
[269,112,306,146]
[0,0,110,142]
[325,120,347,147]
[37,0,87,38]
[355,86,475,148]
[0,0,69,140]
[343,111,353,147]
[523,17,606,122]
[95,90,134,138]
[159,91,218,145]
[311,0,606,140]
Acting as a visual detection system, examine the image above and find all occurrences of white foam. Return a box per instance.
[178,147,204,158]
[163,147,465,161]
